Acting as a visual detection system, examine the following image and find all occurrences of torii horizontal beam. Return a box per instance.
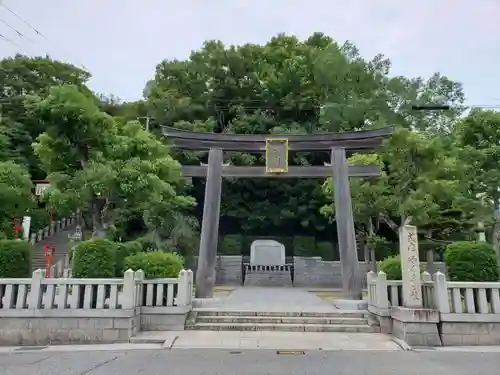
[181,165,380,178]
[161,126,393,151]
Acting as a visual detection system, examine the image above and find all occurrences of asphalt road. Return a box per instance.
[1,348,500,375]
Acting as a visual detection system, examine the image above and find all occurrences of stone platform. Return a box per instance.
[197,287,339,312]
[190,287,378,333]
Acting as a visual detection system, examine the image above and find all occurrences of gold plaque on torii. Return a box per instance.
[265,138,288,173]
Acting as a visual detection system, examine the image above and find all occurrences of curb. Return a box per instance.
[390,337,412,351]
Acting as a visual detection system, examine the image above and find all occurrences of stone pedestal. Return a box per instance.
[391,307,442,347]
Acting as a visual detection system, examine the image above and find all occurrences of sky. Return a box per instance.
[1,0,499,107]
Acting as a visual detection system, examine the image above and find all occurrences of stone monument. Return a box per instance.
[250,240,285,265]
[244,240,292,287]
[390,225,442,346]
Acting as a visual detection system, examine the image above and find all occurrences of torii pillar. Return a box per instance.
[331,147,363,303]
[195,148,223,298]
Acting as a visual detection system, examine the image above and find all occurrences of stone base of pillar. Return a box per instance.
[367,312,392,333]
[333,299,368,310]
[391,307,442,347]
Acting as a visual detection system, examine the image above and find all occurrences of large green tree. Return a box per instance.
[31,85,196,245]
[0,55,91,178]
[321,128,476,238]
[0,161,34,238]
[455,109,500,260]
[144,33,465,236]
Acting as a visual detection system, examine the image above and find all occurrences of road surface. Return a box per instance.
[1,347,499,375]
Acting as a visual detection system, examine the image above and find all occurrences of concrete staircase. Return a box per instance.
[188,310,379,333]
[31,227,75,271]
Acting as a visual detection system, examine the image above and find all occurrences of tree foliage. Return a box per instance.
[144,33,466,237]
[1,34,499,267]
[30,84,196,242]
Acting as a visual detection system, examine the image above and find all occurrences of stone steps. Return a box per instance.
[189,309,378,333]
[190,322,378,333]
[193,309,366,318]
[196,315,368,325]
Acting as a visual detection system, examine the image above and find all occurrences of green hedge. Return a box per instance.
[444,241,499,282]
[378,255,402,280]
[315,241,334,260]
[114,240,143,277]
[293,236,316,257]
[72,238,117,278]
[0,240,31,277]
[124,251,184,278]
[219,235,242,255]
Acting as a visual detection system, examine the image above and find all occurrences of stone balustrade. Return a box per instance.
[29,210,81,245]
[367,270,500,346]
[0,268,193,345]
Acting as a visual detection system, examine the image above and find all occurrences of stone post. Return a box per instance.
[177,269,193,306]
[28,269,45,309]
[399,225,423,308]
[432,271,450,313]
[366,270,375,304]
[196,148,223,298]
[134,269,145,307]
[331,147,362,301]
[375,271,389,310]
[390,225,442,347]
[121,269,136,309]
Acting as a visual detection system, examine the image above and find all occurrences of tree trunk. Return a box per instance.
[367,219,377,272]
[380,214,398,233]
[492,212,500,262]
[91,198,106,238]
[425,229,435,275]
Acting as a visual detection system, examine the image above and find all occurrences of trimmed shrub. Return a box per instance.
[124,251,184,278]
[379,255,402,280]
[114,240,143,277]
[72,238,117,278]
[315,241,334,261]
[219,235,242,255]
[293,236,316,257]
[0,240,31,277]
[444,241,499,282]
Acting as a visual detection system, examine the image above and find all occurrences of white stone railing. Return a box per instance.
[0,268,193,311]
[29,210,81,245]
[48,255,71,278]
[440,280,500,315]
[367,270,500,317]
[134,269,193,307]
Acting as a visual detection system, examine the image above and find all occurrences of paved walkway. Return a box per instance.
[171,331,401,350]
[196,287,340,312]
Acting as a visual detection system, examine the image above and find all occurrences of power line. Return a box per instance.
[0,2,90,72]
[0,18,34,43]
[0,31,21,48]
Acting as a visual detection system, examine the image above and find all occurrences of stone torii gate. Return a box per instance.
[161,126,393,301]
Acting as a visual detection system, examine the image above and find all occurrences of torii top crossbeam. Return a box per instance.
[161,126,393,151]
